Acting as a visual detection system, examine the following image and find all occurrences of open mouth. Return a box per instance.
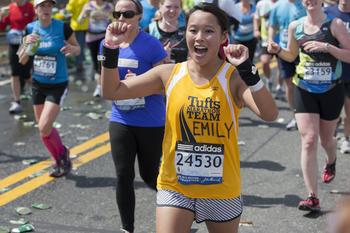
[194,45,208,55]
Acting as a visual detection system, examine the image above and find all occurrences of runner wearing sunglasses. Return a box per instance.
[102,0,167,232]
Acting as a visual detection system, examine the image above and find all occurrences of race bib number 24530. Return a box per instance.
[175,142,224,185]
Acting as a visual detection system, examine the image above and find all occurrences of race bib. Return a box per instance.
[175,142,224,185]
[33,55,57,77]
[6,29,23,45]
[304,62,332,82]
[114,97,145,111]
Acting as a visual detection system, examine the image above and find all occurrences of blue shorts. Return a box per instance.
[156,190,242,223]
[277,57,299,79]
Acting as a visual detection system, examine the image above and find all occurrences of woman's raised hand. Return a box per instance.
[223,44,249,66]
[105,22,133,48]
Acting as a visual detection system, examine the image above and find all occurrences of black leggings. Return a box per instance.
[87,37,104,73]
[109,122,164,232]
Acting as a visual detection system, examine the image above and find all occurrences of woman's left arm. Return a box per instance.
[303,18,350,63]
[60,32,81,56]
[226,44,278,121]
[330,18,350,63]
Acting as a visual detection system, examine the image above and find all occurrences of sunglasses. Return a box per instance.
[112,11,139,19]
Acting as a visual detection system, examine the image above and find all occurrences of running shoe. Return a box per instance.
[340,139,350,154]
[49,163,63,178]
[61,147,72,175]
[49,147,71,178]
[298,193,320,212]
[9,102,22,114]
[286,118,298,131]
[93,85,101,98]
[322,159,336,183]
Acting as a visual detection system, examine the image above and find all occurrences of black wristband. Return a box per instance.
[236,59,260,86]
[101,45,119,69]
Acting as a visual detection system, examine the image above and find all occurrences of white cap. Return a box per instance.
[34,0,56,7]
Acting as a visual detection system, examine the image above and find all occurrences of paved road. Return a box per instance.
[0,64,349,233]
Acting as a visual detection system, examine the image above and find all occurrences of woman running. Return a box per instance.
[268,0,350,212]
[101,3,277,232]
[19,0,80,177]
[100,0,167,232]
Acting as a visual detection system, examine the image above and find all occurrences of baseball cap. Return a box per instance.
[34,0,57,7]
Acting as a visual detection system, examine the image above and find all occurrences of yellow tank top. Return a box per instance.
[157,61,241,199]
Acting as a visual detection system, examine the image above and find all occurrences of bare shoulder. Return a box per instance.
[153,63,177,83]
[332,17,346,27]
[288,20,299,30]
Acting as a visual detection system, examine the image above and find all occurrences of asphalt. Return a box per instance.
[0,62,349,233]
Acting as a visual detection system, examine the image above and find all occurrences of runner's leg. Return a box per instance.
[156,206,194,233]
[295,113,319,195]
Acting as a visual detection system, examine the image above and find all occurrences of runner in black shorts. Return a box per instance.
[268,0,350,211]
[0,0,35,114]
[19,0,80,178]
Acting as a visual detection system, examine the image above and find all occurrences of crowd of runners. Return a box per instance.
[1,0,350,232]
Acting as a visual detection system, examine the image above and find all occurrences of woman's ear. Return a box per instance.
[221,31,229,45]
[218,31,229,60]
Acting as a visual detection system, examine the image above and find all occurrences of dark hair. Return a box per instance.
[186,3,229,32]
[114,0,143,14]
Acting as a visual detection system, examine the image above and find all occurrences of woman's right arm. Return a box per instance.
[101,22,173,100]
[102,63,173,100]
[18,33,39,65]
[268,21,299,62]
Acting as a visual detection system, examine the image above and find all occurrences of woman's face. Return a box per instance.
[302,0,322,11]
[114,0,141,27]
[159,0,181,22]
[186,10,226,66]
[36,1,54,21]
